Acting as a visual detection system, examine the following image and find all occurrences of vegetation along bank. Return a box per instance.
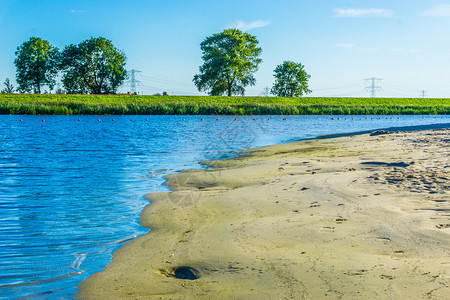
[0,94,448,115]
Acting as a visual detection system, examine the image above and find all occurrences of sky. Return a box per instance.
[1,0,450,97]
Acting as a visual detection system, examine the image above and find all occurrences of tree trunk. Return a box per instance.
[227,78,234,97]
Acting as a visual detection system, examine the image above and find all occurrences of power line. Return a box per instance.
[311,84,361,91]
[383,83,417,92]
[328,90,366,97]
[377,90,411,98]
[364,77,383,98]
[139,75,193,87]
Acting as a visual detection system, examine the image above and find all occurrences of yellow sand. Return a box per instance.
[79,129,449,299]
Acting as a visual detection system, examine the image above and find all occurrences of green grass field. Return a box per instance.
[0,94,449,115]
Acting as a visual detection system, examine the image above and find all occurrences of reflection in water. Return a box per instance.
[0,115,448,298]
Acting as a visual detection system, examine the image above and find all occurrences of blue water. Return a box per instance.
[0,115,448,299]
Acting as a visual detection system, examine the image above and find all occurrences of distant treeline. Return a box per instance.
[0,95,448,115]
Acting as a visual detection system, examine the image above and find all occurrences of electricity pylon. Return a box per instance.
[127,69,142,94]
[420,90,428,98]
[364,77,383,98]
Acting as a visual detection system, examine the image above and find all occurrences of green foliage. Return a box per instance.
[1,94,449,106]
[55,88,65,95]
[60,37,127,94]
[193,29,262,96]
[14,37,59,94]
[1,78,14,93]
[271,61,312,97]
[0,94,448,115]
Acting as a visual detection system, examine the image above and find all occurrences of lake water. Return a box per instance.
[0,115,448,299]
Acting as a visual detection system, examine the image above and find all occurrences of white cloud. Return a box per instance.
[422,4,450,17]
[334,43,356,49]
[335,8,394,18]
[232,20,270,31]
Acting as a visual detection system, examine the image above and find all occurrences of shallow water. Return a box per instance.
[0,115,448,299]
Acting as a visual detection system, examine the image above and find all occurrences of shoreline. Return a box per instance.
[78,125,449,299]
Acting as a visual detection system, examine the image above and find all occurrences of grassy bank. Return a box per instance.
[0,94,448,115]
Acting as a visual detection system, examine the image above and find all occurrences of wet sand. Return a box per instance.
[79,128,449,299]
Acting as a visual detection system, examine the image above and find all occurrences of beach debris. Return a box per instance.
[159,266,200,280]
[174,267,200,280]
[300,187,310,191]
[435,224,450,229]
[335,218,347,223]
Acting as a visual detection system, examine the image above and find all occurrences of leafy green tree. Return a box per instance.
[193,29,262,96]
[60,37,127,94]
[271,61,311,97]
[14,37,59,94]
[1,78,15,93]
[61,69,89,94]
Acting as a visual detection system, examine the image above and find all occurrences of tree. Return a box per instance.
[14,37,59,94]
[55,87,65,95]
[271,61,311,97]
[1,78,15,93]
[193,29,262,96]
[60,37,127,94]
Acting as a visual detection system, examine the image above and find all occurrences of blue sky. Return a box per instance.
[1,0,450,97]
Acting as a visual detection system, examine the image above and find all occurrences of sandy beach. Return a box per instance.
[78,128,449,299]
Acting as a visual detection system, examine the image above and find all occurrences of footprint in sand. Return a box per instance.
[376,237,392,244]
